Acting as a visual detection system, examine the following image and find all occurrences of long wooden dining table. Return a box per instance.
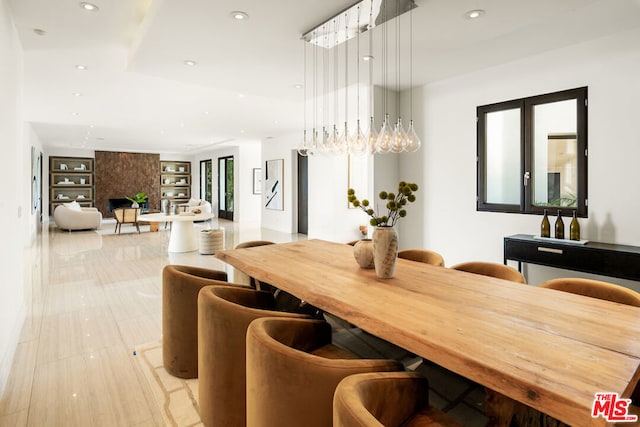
[215,239,640,426]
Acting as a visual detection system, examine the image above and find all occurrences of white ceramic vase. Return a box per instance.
[372,226,398,279]
[353,239,374,269]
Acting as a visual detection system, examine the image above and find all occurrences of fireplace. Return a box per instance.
[108,198,131,212]
[108,198,149,212]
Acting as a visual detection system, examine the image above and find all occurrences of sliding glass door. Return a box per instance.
[200,159,212,203]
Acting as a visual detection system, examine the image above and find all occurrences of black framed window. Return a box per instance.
[477,87,588,217]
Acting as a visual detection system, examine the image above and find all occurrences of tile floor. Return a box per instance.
[0,218,487,426]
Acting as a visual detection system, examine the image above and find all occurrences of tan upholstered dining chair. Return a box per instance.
[450,261,526,283]
[398,248,446,267]
[113,207,140,234]
[245,317,403,427]
[333,371,462,427]
[539,277,640,307]
[197,285,309,427]
[161,265,233,378]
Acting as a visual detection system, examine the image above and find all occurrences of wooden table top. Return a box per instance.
[215,239,640,426]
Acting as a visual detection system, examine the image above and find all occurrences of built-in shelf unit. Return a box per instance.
[49,156,95,215]
[160,160,191,205]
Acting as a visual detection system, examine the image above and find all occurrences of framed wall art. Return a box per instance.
[264,159,283,210]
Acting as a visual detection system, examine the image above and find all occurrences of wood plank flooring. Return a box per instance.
[0,219,304,426]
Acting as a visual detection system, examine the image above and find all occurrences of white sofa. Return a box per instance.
[185,199,212,214]
[54,203,103,230]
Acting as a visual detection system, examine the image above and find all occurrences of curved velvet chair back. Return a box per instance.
[398,249,445,267]
[450,261,526,284]
[539,278,640,307]
[333,372,461,427]
[246,317,403,427]
[234,240,275,249]
[197,285,308,427]
[161,265,230,378]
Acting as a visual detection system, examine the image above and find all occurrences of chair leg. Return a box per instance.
[114,223,118,233]
[136,222,140,233]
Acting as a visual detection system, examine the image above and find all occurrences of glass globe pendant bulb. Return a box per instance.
[365,116,378,154]
[350,120,368,155]
[375,114,393,153]
[307,128,318,156]
[327,125,340,154]
[297,130,309,156]
[318,126,329,154]
[337,122,350,155]
[405,120,422,152]
[390,117,407,153]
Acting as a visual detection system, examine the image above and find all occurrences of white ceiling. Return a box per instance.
[9,0,640,153]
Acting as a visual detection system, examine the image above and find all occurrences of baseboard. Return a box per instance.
[0,305,25,399]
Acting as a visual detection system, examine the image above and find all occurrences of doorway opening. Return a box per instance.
[218,156,234,220]
[297,153,308,234]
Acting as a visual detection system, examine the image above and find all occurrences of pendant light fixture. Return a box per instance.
[297,0,420,156]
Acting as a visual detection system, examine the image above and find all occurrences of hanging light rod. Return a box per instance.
[302,0,417,48]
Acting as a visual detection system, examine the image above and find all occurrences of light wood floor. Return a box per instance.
[0,219,306,426]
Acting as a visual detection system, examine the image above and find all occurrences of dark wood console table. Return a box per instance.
[504,234,640,282]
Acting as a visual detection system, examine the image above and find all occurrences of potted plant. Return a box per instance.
[348,182,419,278]
[126,191,148,209]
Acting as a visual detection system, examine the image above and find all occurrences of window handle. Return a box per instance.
[523,171,530,186]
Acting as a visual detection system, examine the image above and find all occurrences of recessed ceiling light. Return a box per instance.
[75,64,87,70]
[240,129,245,134]
[238,93,245,98]
[293,84,303,89]
[183,60,197,66]
[204,111,210,115]
[230,11,249,20]
[79,2,99,12]
[33,28,47,36]
[71,112,79,116]
[464,9,485,19]
[362,55,374,61]
[73,92,83,97]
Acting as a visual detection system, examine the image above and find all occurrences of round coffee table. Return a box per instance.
[139,212,215,253]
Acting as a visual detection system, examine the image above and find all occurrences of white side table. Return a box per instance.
[139,212,215,253]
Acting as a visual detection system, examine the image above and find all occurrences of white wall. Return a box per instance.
[400,27,640,289]
[0,0,25,397]
[261,132,372,241]
[261,134,298,234]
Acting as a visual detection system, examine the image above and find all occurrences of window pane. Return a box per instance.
[485,108,521,205]
[532,99,578,208]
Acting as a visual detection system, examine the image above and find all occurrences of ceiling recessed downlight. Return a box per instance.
[230,11,249,20]
[80,2,99,12]
[75,64,87,70]
[293,84,303,89]
[464,9,485,19]
[183,60,197,66]
[73,92,83,97]
[362,55,374,61]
